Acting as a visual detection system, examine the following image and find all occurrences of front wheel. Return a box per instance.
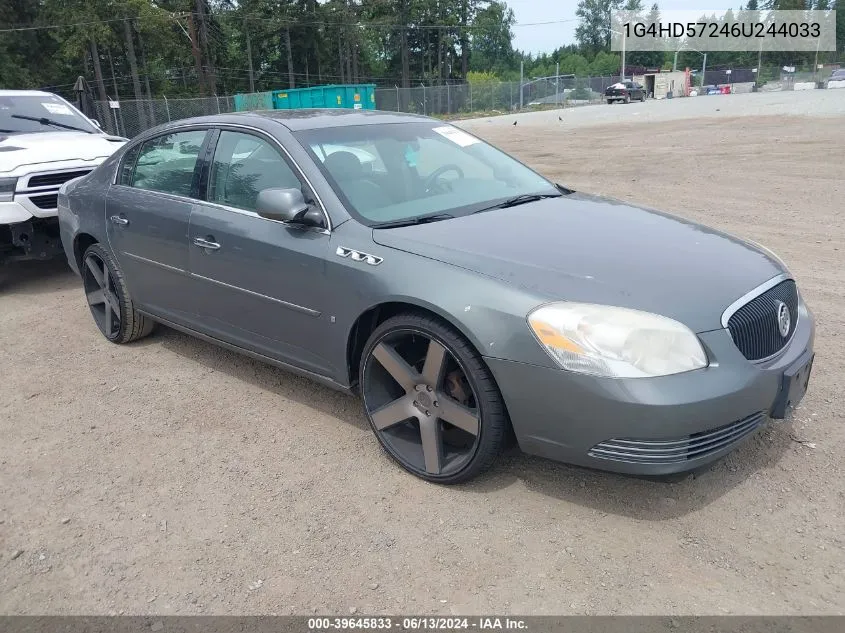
[624,95,631,104]
[359,313,508,484]
[607,99,613,105]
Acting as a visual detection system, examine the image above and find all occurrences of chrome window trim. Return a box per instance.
[110,183,200,206]
[195,198,330,235]
[720,272,799,364]
[112,121,332,232]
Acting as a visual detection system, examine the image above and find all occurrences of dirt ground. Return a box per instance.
[1,109,844,616]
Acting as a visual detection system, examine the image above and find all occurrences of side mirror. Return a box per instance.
[256,188,323,227]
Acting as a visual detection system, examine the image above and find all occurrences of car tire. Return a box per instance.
[624,95,631,104]
[81,243,154,344]
[359,312,508,484]
[607,99,613,105]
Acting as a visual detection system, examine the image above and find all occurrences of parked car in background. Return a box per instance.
[0,90,126,264]
[825,69,845,88]
[59,109,814,484]
[605,81,646,104]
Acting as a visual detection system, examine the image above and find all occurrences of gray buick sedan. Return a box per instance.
[58,109,815,483]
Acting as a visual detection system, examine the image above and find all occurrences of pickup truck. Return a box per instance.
[1,90,126,264]
[605,81,647,104]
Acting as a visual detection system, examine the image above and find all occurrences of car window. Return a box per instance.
[413,136,493,181]
[0,93,100,134]
[296,122,555,225]
[131,130,207,197]
[208,130,302,212]
[118,144,141,186]
[312,142,386,174]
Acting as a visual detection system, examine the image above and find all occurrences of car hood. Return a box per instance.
[0,131,126,173]
[371,193,785,333]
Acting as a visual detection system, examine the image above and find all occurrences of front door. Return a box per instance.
[187,128,334,376]
[106,128,210,323]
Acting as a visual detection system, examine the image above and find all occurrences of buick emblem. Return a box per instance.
[775,301,791,338]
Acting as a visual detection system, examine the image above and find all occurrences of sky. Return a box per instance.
[509,1,738,55]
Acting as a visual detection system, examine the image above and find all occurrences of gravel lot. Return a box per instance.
[1,91,844,615]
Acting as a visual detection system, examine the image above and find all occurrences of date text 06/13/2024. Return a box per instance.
[307,617,529,630]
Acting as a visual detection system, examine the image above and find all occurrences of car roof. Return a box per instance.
[0,90,58,97]
[155,108,433,132]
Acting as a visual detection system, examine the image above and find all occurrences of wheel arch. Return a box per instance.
[345,297,487,390]
[73,232,99,271]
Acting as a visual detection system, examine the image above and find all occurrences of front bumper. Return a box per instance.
[485,304,815,475]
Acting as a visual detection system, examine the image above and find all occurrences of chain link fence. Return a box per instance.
[92,95,236,138]
[91,64,840,138]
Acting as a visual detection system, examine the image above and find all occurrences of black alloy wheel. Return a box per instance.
[82,243,154,343]
[360,313,508,484]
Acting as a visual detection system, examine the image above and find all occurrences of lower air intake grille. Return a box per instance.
[28,193,59,210]
[588,411,766,464]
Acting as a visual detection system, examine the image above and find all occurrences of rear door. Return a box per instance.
[187,127,334,375]
[107,127,211,322]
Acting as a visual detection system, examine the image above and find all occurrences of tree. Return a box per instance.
[470,1,515,74]
[575,0,623,53]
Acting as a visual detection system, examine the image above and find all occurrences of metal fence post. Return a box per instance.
[555,63,560,105]
[216,95,221,114]
[163,95,171,121]
[519,61,524,110]
[446,82,451,114]
[510,82,513,110]
[469,82,472,112]
[396,85,400,112]
[422,84,426,116]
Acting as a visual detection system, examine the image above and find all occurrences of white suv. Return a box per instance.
[1,90,126,263]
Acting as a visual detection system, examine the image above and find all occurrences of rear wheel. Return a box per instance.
[82,243,154,343]
[359,313,508,484]
[624,95,631,104]
[607,99,613,105]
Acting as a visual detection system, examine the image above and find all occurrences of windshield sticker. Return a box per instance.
[432,126,479,147]
[42,102,72,116]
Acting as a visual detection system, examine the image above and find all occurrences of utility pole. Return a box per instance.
[195,0,216,95]
[89,39,108,103]
[245,19,255,93]
[701,53,707,91]
[621,28,626,81]
[187,13,205,95]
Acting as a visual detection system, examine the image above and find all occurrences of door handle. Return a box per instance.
[110,215,129,226]
[193,236,221,250]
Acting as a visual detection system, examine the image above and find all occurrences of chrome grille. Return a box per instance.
[727,280,798,361]
[589,411,765,464]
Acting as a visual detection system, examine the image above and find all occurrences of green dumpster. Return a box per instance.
[272,84,376,110]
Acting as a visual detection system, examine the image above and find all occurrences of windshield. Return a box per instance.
[295,122,557,226]
[0,94,99,134]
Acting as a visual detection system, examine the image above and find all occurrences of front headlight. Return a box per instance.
[0,177,17,202]
[528,303,708,378]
